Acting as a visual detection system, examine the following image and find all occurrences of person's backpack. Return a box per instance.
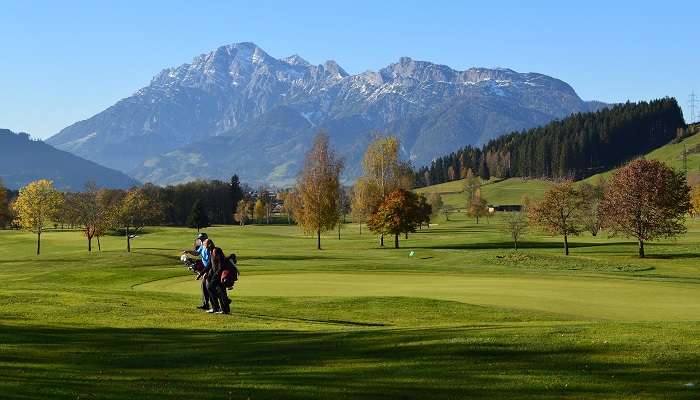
[221,253,239,289]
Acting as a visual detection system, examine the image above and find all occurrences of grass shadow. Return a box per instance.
[415,240,627,251]
[244,255,351,261]
[644,253,700,260]
[0,324,698,399]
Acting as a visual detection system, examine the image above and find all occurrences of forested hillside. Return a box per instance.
[416,98,685,187]
[0,129,139,190]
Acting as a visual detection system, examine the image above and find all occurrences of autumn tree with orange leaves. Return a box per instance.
[600,159,691,258]
[367,189,426,248]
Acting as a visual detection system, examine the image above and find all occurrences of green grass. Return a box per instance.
[585,131,700,184]
[418,131,700,208]
[416,177,553,209]
[1,214,700,399]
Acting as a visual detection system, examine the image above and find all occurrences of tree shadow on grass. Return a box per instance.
[643,253,700,260]
[244,254,351,262]
[0,324,698,399]
[414,241,627,251]
[417,227,500,235]
[237,311,389,327]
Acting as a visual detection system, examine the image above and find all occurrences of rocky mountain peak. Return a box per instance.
[48,42,603,186]
[322,60,348,79]
[281,54,311,66]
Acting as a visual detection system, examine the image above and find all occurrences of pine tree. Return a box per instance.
[415,98,685,187]
[230,175,244,216]
[186,199,210,232]
[0,178,8,229]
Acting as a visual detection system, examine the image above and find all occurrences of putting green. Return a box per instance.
[136,272,700,322]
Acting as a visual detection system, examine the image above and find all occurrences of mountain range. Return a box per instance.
[0,129,138,190]
[47,42,605,186]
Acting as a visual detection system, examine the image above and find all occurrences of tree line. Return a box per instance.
[3,127,700,256]
[505,159,695,258]
[0,175,249,254]
[416,98,686,187]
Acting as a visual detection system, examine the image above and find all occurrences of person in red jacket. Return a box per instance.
[204,239,231,314]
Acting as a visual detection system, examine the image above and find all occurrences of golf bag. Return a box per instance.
[221,253,239,290]
[180,254,205,274]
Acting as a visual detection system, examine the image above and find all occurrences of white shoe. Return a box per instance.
[207,309,220,314]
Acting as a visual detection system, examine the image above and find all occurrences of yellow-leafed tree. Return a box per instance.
[295,132,344,249]
[351,177,380,235]
[692,185,700,217]
[13,179,64,255]
[116,189,161,252]
[357,135,413,246]
[254,198,266,223]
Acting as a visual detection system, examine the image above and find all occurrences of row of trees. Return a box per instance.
[417,98,686,186]
[4,134,699,255]
[288,133,432,249]
[9,180,161,254]
[142,176,246,226]
[524,159,693,257]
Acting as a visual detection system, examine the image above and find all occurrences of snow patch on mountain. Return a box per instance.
[47,41,603,185]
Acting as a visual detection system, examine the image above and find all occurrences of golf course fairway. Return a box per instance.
[136,272,700,321]
[1,215,699,399]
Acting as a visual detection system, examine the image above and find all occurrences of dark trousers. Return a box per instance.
[208,278,230,313]
[201,279,210,307]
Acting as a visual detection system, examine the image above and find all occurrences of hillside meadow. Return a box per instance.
[416,177,553,209]
[1,211,699,399]
[584,130,700,184]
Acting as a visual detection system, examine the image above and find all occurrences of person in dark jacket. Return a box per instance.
[204,239,230,314]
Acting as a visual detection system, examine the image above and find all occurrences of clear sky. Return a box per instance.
[1,0,698,139]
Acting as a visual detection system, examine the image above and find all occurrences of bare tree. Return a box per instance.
[502,211,528,250]
[74,183,101,251]
[579,179,606,236]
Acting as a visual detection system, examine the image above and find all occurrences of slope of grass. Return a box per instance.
[585,131,700,183]
[418,130,700,206]
[1,215,700,399]
[416,177,552,208]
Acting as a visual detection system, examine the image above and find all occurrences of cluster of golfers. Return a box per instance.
[181,232,236,314]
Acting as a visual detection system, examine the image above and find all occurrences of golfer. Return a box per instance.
[182,232,212,310]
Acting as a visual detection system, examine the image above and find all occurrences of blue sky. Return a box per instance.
[1,0,698,139]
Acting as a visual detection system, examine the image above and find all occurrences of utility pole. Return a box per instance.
[690,91,698,124]
[682,144,688,176]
